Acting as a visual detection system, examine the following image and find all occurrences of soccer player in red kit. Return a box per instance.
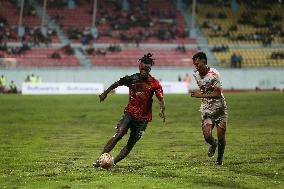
[93,53,166,167]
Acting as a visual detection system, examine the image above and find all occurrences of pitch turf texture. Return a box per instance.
[0,92,283,189]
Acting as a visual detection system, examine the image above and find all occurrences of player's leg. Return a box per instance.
[216,123,226,165]
[93,113,131,168]
[102,113,131,153]
[113,120,147,164]
[202,118,217,157]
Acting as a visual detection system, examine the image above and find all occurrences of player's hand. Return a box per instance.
[99,92,107,102]
[190,90,202,98]
[159,110,165,123]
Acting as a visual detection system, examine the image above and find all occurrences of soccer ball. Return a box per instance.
[99,153,114,169]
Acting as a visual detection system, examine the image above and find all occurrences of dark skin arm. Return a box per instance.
[99,81,120,102]
[190,88,222,98]
[158,98,166,122]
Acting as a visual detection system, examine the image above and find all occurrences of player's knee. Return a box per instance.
[129,136,140,146]
[126,133,142,149]
[202,128,211,138]
[203,127,211,134]
[133,130,144,140]
[217,127,226,138]
[202,121,212,131]
[137,130,144,138]
[114,125,128,138]
[136,131,145,142]
[113,131,126,140]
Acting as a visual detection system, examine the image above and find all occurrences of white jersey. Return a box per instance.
[193,67,227,115]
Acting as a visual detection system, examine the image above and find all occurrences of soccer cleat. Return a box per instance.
[92,160,100,168]
[208,140,217,157]
[216,157,223,166]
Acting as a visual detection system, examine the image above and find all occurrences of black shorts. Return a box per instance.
[116,112,148,136]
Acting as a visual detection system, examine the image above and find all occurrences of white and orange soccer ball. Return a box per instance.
[99,153,114,169]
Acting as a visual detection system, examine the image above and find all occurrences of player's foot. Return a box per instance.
[208,140,217,157]
[92,160,100,168]
[216,157,223,166]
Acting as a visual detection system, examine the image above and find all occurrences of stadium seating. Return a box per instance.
[1,48,80,67]
[214,48,284,67]
[0,0,60,43]
[0,1,40,27]
[194,0,284,67]
[1,0,282,69]
[46,0,195,44]
[196,1,284,45]
[87,48,197,67]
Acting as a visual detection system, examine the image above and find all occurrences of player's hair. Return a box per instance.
[192,51,207,64]
[138,53,155,66]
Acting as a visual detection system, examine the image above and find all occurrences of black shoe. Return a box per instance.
[216,156,223,165]
[208,140,217,157]
[92,160,100,168]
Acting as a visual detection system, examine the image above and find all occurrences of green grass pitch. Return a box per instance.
[0,92,283,189]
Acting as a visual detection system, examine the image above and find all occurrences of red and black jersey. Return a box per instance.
[117,73,164,122]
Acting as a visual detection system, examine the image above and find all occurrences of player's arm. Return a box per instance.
[155,84,166,122]
[190,88,221,98]
[191,73,222,98]
[99,75,132,102]
[158,98,166,123]
[99,81,120,102]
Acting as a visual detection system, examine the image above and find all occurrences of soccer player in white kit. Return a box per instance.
[190,52,228,165]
